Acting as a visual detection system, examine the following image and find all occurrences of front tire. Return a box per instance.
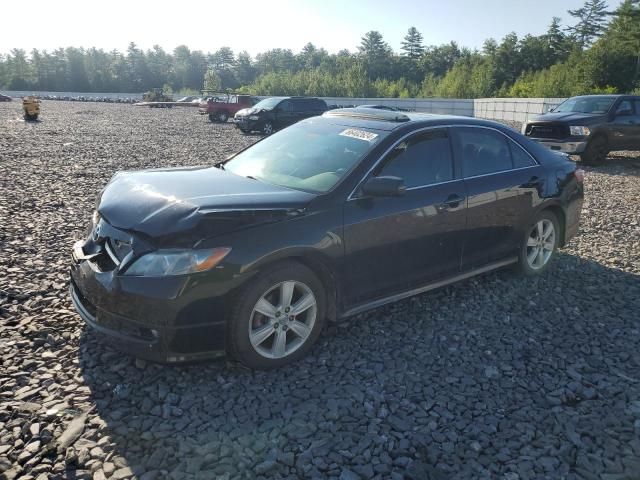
[518,210,560,276]
[208,113,218,123]
[580,136,608,165]
[226,262,326,369]
[218,111,229,123]
[262,122,274,135]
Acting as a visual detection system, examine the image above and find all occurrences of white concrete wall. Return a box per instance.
[474,97,566,123]
[320,97,475,116]
[312,96,566,121]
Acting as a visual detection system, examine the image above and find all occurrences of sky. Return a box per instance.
[0,0,625,57]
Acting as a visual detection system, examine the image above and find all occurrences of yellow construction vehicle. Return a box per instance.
[23,96,40,121]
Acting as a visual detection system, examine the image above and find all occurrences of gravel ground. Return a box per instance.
[1,101,639,480]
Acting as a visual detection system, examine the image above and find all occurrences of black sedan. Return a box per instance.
[70,108,584,369]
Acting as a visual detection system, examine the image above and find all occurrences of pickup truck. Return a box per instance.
[198,94,257,123]
[521,94,640,165]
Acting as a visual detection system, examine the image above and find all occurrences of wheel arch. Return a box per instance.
[536,203,567,247]
[588,129,609,147]
[245,250,339,323]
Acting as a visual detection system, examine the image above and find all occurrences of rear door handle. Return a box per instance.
[438,194,465,210]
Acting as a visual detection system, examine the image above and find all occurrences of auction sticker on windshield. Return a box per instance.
[339,128,379,142]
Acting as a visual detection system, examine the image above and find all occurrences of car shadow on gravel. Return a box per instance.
[77,253,640,479]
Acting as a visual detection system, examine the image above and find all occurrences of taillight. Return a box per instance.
[574,169,585,183]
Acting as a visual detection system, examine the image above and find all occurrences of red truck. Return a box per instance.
[198,94,257,123]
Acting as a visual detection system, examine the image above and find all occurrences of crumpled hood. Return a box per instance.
[527,111,607,124]
[97,166,314,240]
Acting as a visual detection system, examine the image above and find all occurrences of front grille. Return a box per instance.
[525,123,570,140]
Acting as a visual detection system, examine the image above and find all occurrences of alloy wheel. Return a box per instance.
[263,122,273,135]
[526,219,555,270]
[248,280,317,359]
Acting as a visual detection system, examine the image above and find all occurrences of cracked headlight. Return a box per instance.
[123,248,231,276]
[570,126,590,136]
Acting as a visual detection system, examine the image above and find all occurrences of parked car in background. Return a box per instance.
[175,96,201,106]
[522,94,640,165]
[234,96,328,134]
[0,93,12,102]
[357,104,403,111]
[198,94,257,123]
[70,108,584,369]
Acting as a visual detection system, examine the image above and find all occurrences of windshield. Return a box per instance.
[554,96,616,114]
[252,97,283,111]
[225,119,387,193]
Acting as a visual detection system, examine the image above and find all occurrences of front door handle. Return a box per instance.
[438,194,465,210]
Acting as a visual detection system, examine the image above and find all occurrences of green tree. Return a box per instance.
[493,33,522,89]
[401,27,425,59]
[606,0,640,86]
[420,42,462,78]
[234,51,256,85]
[203,68,222,91]
[6,49,32,89]
[546,17,575,61]
[358,31,392,78]
[210,47,235,70]
[567,0,610,48]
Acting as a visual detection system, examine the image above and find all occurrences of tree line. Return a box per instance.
[0,0,638,98]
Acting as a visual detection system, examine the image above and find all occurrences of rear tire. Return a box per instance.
[218,111,229,123]
[518,210,560,276]
[580,136,608,165]
[208,113,218,123]
[226,262,326,370]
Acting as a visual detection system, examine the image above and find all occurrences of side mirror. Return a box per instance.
[361,176,406,197]
[549,107,556,113]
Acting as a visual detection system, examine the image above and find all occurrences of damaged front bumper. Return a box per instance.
[69,231,241,363]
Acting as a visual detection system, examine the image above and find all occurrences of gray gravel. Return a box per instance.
[1,101,639,480]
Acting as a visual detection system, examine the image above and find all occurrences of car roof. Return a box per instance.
[569,94,626,99]
[321,108,512,132]
[262,96,322,100]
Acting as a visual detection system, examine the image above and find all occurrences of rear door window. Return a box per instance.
[296,99,313,111]
[456,128,513,177]
[509,141,537,168]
